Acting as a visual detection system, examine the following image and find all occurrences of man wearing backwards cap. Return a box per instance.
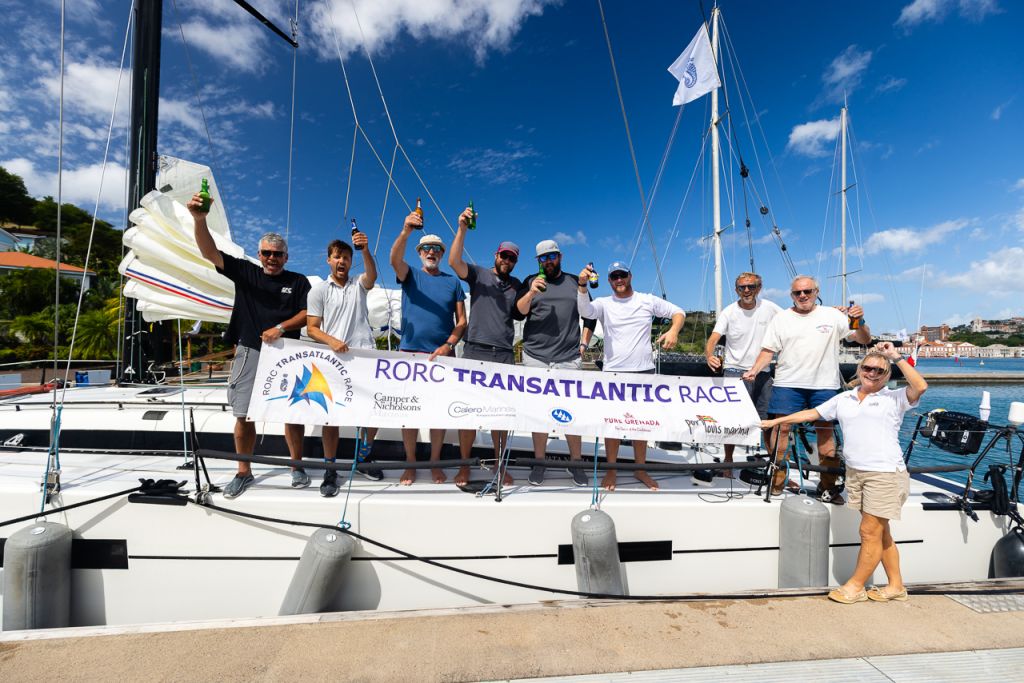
[513,239,597,486]
[577,261,686,491]
[449,206,523,486]
[390,208,467,485]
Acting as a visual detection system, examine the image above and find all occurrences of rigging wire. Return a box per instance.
[285,1,301,239]
[595,0,667,298]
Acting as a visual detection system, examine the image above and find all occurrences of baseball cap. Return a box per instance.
[417,234,445,251]
[607,261,631,275]
[535,239,560,256]
[496,241,520,256]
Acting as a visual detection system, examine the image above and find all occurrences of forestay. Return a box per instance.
[248,339,761,446]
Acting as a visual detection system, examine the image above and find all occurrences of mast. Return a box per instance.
[840,103,848,306]
[124,0,162,382]
[710,7,722,314]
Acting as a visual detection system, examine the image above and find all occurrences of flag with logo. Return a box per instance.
[667,24,721,106]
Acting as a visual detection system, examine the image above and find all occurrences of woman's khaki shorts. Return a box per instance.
[846,467,909,520]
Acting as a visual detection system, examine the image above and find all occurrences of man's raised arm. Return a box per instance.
[187,193,223,270]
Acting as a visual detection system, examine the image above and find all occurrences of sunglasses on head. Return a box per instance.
[609,271,630,281]
[791,288,816,296]
[497,251,518,262]
[419,244,443,254]
[737,284,760,291]
[537,253,559,262]
[861,365,887,376]
[260,249,285,258]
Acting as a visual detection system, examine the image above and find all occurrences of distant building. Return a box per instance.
[919,324,950,342]
[0,252,96,290]
[971,317,1024,334]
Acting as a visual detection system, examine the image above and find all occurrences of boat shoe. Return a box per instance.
[867,587,909,602]
[291,469,311,488]
[569,467,589,487]
[222,473,254,499]
[827,587,868,604]
[355,443,383,482]
[320,468,340,498]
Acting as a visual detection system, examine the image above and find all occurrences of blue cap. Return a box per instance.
[607,261,631,275]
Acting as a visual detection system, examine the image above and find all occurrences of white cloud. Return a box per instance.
[820,45,872,103]
[865,219,969,254]
[896,0,1001,30]
[307,0,557,64]
[992,98,1013,120]
[938,247,1023,295]
[848,292,885,304]
[168,21,271,74]
[447,143,539,185]
[942,312,978,327]
[3,157,128,212]
[1014,179,1024,191]
[553,230,587,246]
[876,75,907,94]
[40,61,131,124]
[786,117,840,157]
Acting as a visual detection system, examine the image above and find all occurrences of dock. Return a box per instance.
[2,579,1023,681]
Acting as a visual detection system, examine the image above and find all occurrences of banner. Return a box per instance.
[247,339,761,446]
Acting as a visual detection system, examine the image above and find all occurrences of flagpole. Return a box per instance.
[710,7,722,314]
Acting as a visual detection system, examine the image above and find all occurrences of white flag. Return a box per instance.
[667,25,721,106]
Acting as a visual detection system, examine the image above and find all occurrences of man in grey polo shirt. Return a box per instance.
[306,228,379,496]
[513,239,597,486]
[449,205,522,486]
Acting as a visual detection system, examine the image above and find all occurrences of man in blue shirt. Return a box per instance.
[389,210,467,485]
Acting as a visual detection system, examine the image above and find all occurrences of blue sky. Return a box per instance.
[2,0,1022,336]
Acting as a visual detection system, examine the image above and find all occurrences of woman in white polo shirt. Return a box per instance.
[763,342,927,604]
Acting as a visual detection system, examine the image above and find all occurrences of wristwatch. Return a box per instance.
[446,341,456,351]
[275,324,285,333]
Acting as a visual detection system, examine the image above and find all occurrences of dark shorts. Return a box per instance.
[462,341,515,365]
[769,386,838,416]
[724,368,773,419]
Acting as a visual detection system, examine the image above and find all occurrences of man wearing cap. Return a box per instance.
[513,239,597,486]
[390,210,467,485]
[578,261,685,491]
[448,206,522,486]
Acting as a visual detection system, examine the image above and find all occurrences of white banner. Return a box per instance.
[247,339,761,446]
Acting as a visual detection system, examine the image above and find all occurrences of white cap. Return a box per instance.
[535,239,560,256]
[417,234,445,251]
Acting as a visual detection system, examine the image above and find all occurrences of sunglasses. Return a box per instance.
[609,271,630,281]
[497,251,518,262]
[260,249,285,258]
[791,288,816,296]
[537,253,559,262]
[737,284,760,291]
[419,244,443,254]
[861,365,887,376]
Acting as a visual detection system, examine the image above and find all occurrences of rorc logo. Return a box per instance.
[551,408,573,424]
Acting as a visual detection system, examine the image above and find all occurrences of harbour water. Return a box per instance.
[897,358,1023,489]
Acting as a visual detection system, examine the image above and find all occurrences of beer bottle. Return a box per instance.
[587,262,599,289]
[351,218,364,249]
[848,300,862,330]
[468,200,477,230]
[414,197,424,225]
[198,178,211,214]
[536,264,547,291]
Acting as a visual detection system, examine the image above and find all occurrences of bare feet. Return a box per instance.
[454,466,471,486]
[400,468,416,486]
[602,470,617,491]
[635,470,659,490]
[431,467,447,484]
[501,469,514,486]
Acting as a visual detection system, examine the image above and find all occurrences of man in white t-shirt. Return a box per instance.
[705,272,781,476]
[577,261,685,490]
[306,231,379,497]
[744,275,871,501]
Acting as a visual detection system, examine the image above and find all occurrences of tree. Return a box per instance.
[0,167,36,225]
[9,311,54,346]
[73,307,119,359]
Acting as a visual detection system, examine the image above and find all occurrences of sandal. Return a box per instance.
[867,587,909,602]
[827,587,867,604]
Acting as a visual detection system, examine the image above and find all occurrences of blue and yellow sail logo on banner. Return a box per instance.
[288,364,334,413]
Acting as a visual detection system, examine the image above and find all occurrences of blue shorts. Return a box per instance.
[768,386,837,416]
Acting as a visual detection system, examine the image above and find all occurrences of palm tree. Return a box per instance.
[73,308,119,359]
[9,311,53,346]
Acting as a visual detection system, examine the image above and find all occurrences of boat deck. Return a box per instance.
[2,584,1022,681]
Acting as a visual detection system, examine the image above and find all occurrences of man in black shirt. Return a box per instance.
[188,193,311,498]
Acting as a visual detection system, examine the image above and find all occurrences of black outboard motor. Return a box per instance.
[987,465,1024,578]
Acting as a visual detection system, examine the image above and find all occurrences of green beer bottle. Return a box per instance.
[198,178,211,214]
[468,200,477,230]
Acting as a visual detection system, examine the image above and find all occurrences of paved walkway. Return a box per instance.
[2,582,1023,682]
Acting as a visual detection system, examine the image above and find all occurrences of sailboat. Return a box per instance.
[1,3,1019,630]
